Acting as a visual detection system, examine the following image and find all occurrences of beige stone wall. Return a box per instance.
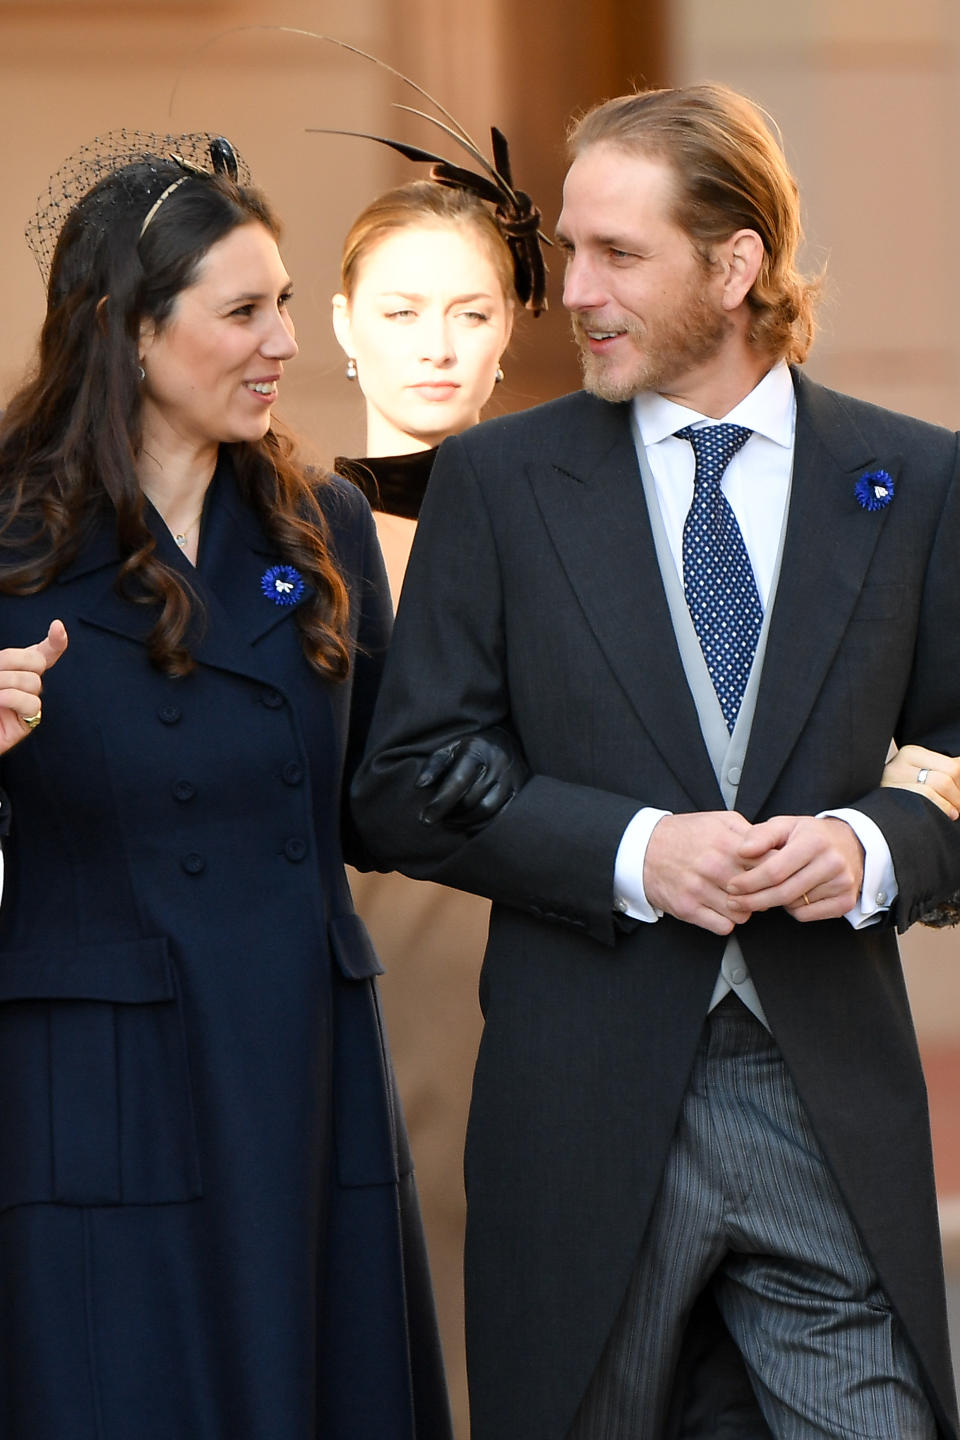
[673,0,960,425]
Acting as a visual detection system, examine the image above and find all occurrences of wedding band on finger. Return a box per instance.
[917,767,929,784]
[20,707,42,730]
[802,892,811,906]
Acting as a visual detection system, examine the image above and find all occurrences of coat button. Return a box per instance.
[282,761,304,786]
[261,689,285,709]
[283,838,307,863]
[181,852,206,875]
[172,780,196,802]
[158,704,182,725]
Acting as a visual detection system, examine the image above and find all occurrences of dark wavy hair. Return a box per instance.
[0,156,351,679]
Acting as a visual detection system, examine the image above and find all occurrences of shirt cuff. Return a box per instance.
[818,807,897,929]
[613,808,672,922]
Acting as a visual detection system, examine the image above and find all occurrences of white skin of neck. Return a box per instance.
[136,434,215,565]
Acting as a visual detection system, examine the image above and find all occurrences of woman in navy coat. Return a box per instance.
[0,134,452,1440]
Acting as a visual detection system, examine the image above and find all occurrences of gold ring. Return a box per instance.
[802,892,810,906]
[20,707,42,730]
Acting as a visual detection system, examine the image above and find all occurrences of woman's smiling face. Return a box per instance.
[139,221,298,456]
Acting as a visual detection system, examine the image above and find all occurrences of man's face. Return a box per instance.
[556,144,733,405]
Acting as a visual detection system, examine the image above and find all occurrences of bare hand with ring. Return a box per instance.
[881,742,960,820]
[0,619,68,753]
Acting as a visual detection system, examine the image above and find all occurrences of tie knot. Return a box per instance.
[675,423,752,482]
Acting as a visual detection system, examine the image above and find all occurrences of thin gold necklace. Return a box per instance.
[173,509,204,548]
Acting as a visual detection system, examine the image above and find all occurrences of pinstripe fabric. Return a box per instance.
[568,996,936,1439]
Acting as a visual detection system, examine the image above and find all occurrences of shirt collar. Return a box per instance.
[631,359,796,449]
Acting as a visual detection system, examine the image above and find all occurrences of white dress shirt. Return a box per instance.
[613,361,897,928]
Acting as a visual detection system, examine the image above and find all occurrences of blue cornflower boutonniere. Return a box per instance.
[260,564,305,606]
[854,469,894,512]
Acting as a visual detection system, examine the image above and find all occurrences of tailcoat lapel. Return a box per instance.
[526,397,724,811]
[736,370,900,817]
[525,379,900,820]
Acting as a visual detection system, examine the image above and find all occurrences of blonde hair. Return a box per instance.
[568,83,819,363]
[340,180,515,304]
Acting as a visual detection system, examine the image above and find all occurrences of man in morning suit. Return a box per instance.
[352,83,960,1439]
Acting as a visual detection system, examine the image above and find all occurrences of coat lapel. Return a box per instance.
[195,462,314,653]
[736,370,901,817]
[62,453,311,684]
[526,396,724,810]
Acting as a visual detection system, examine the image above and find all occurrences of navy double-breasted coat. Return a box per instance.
[0,455,451,1440]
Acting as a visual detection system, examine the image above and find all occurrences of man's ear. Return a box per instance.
[331,293,353,357]
[716,229,764,311]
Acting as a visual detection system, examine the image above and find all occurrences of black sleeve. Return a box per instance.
[351,434,641,947]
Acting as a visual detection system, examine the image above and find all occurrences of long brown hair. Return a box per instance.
[0,154,350,679]
[568,84,819,365]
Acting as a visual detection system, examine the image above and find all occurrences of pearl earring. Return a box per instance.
[495,365,505,384]
[345,358,357,381]
[138,364,146,383]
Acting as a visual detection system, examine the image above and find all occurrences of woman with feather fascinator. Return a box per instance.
[319,65,549,1436]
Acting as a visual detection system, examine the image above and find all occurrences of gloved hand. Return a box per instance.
[416,726,528,830]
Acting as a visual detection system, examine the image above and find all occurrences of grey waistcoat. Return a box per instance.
[632,419,793,1026]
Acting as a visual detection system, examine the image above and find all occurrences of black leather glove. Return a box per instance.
[416,726,528,831]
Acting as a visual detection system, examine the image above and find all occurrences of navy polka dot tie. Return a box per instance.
[676,423,762,733]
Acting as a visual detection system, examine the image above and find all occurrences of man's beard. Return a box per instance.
[572,282,732,403]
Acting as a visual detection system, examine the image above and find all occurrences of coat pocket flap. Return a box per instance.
[327,913,385,980]
[0,937,174,1004]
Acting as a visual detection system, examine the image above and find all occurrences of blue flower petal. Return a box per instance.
[854,470,895,512]
[261,564,305,606]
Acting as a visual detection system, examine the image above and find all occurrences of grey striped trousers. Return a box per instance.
[568,994,936,1439]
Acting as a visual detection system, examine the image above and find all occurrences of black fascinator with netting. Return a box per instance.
[26,130,251,287]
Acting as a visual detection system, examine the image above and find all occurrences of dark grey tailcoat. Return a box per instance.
[352,371,960,1440]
